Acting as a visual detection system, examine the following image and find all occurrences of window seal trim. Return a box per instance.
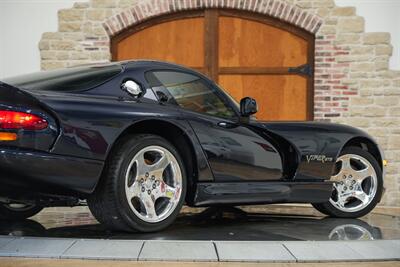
[144,68,241,120]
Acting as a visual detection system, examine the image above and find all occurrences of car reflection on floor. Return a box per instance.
[0,207,398,241]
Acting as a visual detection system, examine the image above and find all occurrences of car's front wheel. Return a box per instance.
[312,146,383,218]
[88,134,186,232]
[0,203,43,220]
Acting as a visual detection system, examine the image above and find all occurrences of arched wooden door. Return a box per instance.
[112,9,314,121]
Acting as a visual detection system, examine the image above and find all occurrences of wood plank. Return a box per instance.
[219,74,309,121]
[219,67,292,75]
[204,9,219,80]
[116,17,205,68]
[218,16,308,68]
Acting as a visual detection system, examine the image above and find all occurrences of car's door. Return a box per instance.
[145,70,283,182]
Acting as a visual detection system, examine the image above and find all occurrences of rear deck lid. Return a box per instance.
[3,63,123,93]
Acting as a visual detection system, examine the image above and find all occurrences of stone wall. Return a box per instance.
[39,0,400,206]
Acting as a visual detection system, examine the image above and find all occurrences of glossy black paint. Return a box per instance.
[0,60,384,207]
[0,148,103,196]
[0,82,59,151]
[182,110,283,182]
[257,122,381,181]
[194,181,333,206]
[240,97,258,117]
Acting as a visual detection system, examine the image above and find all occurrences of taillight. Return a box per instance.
[0,110,48,130]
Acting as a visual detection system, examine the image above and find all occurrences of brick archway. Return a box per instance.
[108,7,317,121]
[102,0,322,38]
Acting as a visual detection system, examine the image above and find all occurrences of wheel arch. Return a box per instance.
[341,136,383,171]
[101,119,200,203]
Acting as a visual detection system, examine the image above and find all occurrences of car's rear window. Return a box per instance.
[3,64,123,92]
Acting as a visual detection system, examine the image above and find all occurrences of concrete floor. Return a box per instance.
[1,259,400,267]
[1,205,398,241]
[0,205,398,263]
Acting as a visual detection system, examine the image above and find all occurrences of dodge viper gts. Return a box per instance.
[0,60,385,232]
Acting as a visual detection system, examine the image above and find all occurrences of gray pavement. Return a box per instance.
[0,236,398,262]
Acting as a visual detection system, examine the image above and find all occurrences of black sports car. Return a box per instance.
[0,60,385,232]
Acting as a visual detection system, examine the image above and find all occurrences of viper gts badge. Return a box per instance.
[306,155,333,163]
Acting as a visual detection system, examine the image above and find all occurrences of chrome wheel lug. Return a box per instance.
[151,175,155,181]
[147,189,151,195]
[349,186,353,190]
[141,187,145,192]
[352,180,356,185]
[152,184,156,189]
[349,175,352,178]
[140,178,144,183]
[145,172,149,178]
[343,186,347,190]
[343,175,346,179]
[156,180,160,186]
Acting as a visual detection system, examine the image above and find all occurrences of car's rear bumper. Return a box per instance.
[0,147,103,197]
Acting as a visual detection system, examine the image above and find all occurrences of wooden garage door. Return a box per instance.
[112,10,314,121]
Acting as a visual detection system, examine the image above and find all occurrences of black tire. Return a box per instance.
[0,219,46,236]
[312,202,331,216]
[312,146,383,218]
[0,204,43,220]
[88,134,187,232]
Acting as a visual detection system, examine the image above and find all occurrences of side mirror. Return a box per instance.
[240,97,258,117]
[121,80,143,97]
[156,91,169,102]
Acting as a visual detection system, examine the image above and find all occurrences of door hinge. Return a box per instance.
[288,64,313,77]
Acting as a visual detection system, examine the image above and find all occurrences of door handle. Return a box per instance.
[217,122,237,129]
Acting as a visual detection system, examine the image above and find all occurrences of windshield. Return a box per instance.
[3,64,122,92]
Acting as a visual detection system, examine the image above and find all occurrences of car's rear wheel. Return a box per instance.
[0,203,43,220]
[312,146,383,218]
[88,134,186,232]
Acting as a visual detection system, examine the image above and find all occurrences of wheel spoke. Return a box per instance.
[126,181,141,200]
[142,195,157,219]
[354,166,373,183]
[340,156,353,173]
[135,150,148,176]
[148,152,170,174]
[331,172,341,181]
[334,189,350,208]
[354,190,369,205]
[332,182,341,193]
[331,227,348,240]
[165,184,177,199]
[335,196,347,208]
[157,180,177,199]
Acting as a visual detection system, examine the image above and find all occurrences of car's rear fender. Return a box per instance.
[25,92,215,192]
[0,82,59,151]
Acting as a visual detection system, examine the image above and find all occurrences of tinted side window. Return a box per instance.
[146,71,236,118]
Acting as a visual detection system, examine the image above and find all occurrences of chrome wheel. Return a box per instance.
[329,154,377,213]
[125,145,183,223]
[329,224,374,240]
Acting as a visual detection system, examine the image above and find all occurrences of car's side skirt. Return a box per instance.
[192,181,333,206]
